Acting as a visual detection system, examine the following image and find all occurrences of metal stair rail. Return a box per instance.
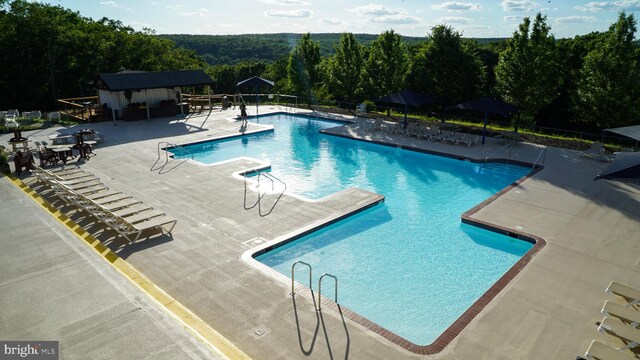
[157,141,193,166]
[484,144,512,163]
[532,147,547,170]
[243,168,287,215]
[318,273,338,311]
[291,261,312,296]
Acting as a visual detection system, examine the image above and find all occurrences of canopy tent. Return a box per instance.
[236,76,275,118]
[446,97,518,145]
[604,124,640,149]
[595,152,640,180]
[375,90,438,128]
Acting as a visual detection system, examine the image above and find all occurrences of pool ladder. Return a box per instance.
[291,261,338,311]
[157,141,193,165]
[243,168,287,216]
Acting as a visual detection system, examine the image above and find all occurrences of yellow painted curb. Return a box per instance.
[4,174,251,360]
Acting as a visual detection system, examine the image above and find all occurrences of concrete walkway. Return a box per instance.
[0,177,225,359]
[2,106,639,359]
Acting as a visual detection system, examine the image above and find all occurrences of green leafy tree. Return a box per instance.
[409,25,485,104]
[495,13,560,130]
[575,12,640,128]
[262,55,289,93]
[363,30,407,99]
[0,0,206,111]
[325,33,365,103]
[287,33,321,99]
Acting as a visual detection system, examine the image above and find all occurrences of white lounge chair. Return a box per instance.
[456,134,479,147]
[432,130,454,142]
[421,126,440,140]
[602,300,640,328]
[585,340,636,360]
[401,122,417,136]
[598,317,640,351]
[606,282,640,308]
[583,142,613,162]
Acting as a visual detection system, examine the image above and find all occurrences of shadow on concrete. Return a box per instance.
[292,291,320,356]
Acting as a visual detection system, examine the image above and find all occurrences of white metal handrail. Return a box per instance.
[484,144,512,163]
[291,261,312,296]
[318,273,338,311]
[532,147,547,170]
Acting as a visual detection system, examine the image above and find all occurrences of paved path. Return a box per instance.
[0,177,225,360]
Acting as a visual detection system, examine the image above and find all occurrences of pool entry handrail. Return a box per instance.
[484,144,512,163]
[291,260,312,296]
[318,273,338,311]
[157,141,193,165]
[532,147,547,170]
[243,168,287,216]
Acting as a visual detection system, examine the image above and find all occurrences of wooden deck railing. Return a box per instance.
[57,96,99,122]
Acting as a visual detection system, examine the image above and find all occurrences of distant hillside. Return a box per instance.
[158,33,506,65]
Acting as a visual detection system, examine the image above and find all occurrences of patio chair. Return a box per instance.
[37,147,60,167]
[401,122,418,136]
[442,132,461,145]
[408,123,426,138]
[606,282,640,307]
[421,126,440,140]
[601,300,640,328]
[456,134,480,147]
[432,130,455,142]
[384,122,403,134]
[583,142,613,162]
[366,119,383,132]
[597,317,640,351]
[584,340,636,360]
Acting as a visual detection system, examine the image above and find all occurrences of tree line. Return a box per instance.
[242,13,638,133]
[0,0,206,112]
[1,0,638,133]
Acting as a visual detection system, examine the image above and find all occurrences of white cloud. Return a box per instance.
[437,16,473,24]
[431,2,481,12]
[264,9,313,18]
[369,14,421,24]
[556,15,597,23]
[319,18,344,26]
[166,5,184,11]
[180,9,210,17]
[351,3,404,16]
[504,15,525,22]
[262,0,311,4]
[500,0,540,12]
[100,1,120,7]
[576,1,640,12]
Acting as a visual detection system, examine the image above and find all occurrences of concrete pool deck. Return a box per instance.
[2,106,639,359]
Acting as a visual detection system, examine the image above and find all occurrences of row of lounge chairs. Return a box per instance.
[32,166,177,244]
[582,281,640,360]
[361,119,479,147]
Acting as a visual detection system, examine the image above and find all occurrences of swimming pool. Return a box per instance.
[172,113,535,348]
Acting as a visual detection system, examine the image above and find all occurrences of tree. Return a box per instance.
[287,33,321,99]
[325,33,365,103]
[0,0,206,111]
[495,13,560,130]
[363,30,407,99]
[575,12,640,128]
[409,25,485,104]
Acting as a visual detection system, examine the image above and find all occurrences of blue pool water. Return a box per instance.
[173,113,533,345]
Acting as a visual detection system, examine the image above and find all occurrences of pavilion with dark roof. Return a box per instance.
[95,70,215,121]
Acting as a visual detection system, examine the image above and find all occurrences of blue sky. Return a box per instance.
[47,0,640,38]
